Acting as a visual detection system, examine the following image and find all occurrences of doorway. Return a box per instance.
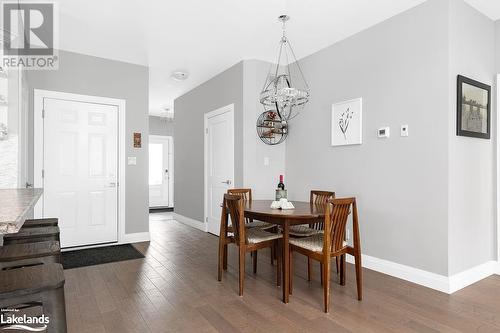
[149,135,174,208]
[204,104,234,235]
[34,90,126,248]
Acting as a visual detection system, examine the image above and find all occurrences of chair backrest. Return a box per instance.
[324,197,358,253]
[227,188,252,201]
[224,194,246,244]
[309,190,335,230]
[310,190,335,205]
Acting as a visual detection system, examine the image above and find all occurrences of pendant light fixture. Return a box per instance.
[259,15,310,121]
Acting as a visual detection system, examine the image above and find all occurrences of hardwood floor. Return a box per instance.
[64,213,500,333]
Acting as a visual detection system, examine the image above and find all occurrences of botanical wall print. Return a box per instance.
[457,75,490,139]
[331,98,362,146]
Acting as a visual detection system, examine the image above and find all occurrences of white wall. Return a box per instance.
[448,0,496,275]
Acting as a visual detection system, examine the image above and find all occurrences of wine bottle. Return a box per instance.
[277,175,285,190]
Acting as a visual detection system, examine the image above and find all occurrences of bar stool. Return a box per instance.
[0,241,61,270]
[0,263,67,332]
[3,226,60,245]
[21,218,59,229]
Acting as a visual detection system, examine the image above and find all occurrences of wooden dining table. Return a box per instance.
[243,200,326,303]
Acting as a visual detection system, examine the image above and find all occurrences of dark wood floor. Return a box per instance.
[64,213,500,333]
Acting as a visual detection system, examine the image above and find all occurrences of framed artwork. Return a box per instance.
[457,75,490,139]
[331,98,362,146]
[133,132,142,148]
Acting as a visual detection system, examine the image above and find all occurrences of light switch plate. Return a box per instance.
[128,157,137,165]
[264,157,270,166]
[401,124,409,137]
[378,127,390,138]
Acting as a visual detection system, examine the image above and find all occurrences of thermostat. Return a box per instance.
[378,127,390,138]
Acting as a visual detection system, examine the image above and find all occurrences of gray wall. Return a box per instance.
[448,0,497,274]
[285,0,451,275]
[149,116,174,137]
[174,62,244,222]
[243,60,286,199]
[26,50,150,234]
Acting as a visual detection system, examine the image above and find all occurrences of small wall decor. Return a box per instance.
[331,98,362,146]
[133,132,142,148]
[457,75,490,139]
[256,110,288,145]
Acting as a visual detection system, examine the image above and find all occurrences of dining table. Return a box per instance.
[243,199,326,303]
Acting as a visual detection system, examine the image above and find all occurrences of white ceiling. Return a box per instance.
[55,0,498,116]
[465,0,500,20]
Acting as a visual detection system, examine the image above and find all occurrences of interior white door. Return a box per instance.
[206,106,234,235]
[43,98,118,248]
[149,136,170,207]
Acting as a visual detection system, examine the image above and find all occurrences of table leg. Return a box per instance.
[282,219,289,303]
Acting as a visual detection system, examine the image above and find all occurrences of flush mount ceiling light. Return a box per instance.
[170,71,189,81]
[259,15,310,121]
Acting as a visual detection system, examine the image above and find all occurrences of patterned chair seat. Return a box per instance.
[290,233,347,252]
[245,220,275,230]
[246,228,282,244]
[289,224,323,237]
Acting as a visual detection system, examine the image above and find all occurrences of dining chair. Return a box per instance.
[289,197,362,313]
[227,188,277,266]
[289,190,335,282]
[217,194,282,296]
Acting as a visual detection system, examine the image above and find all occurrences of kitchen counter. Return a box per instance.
[0,188,43,236]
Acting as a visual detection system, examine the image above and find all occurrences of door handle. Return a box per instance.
[108,182,117,188]
[221,180,232,185]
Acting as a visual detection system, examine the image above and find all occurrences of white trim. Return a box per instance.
[148,134,174,208]
[347,254,499,294]
[448,261,498,293]
[122,232,151,244]
[173,213,208,232]
[204,104,235,235]
[497,74,500,264]
[33,89,127,245]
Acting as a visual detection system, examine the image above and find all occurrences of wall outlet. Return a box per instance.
[401,124,409,137]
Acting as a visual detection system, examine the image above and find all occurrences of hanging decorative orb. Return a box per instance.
[256,110,288,145]
[259,15,310,121]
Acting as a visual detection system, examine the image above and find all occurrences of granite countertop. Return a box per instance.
[0,188,43,234]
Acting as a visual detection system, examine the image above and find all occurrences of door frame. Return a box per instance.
[33,89,127,244]
[204,104,234,233]
[149,134,174,208]
[497,74,500,268]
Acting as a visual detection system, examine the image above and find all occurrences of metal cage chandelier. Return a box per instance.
[259,15,310,121]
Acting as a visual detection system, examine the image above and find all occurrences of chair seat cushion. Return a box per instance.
[290,234,347,252]
[289,224,322,237]
[246,228,282,244]
[245,221,275,230]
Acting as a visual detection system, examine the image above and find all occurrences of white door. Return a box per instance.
[149,135,172,207]
[43,98,118,248]
[205,105,234,235]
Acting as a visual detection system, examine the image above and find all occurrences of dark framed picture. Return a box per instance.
[457,75,490,139]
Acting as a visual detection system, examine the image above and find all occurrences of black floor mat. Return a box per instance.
[62,244,145,269]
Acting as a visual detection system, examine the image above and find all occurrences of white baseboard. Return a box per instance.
[173,213,208,232]
[346,254,449,293]
[122,232,150,244]
[448,261,498,293]
[346,255,498,294]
